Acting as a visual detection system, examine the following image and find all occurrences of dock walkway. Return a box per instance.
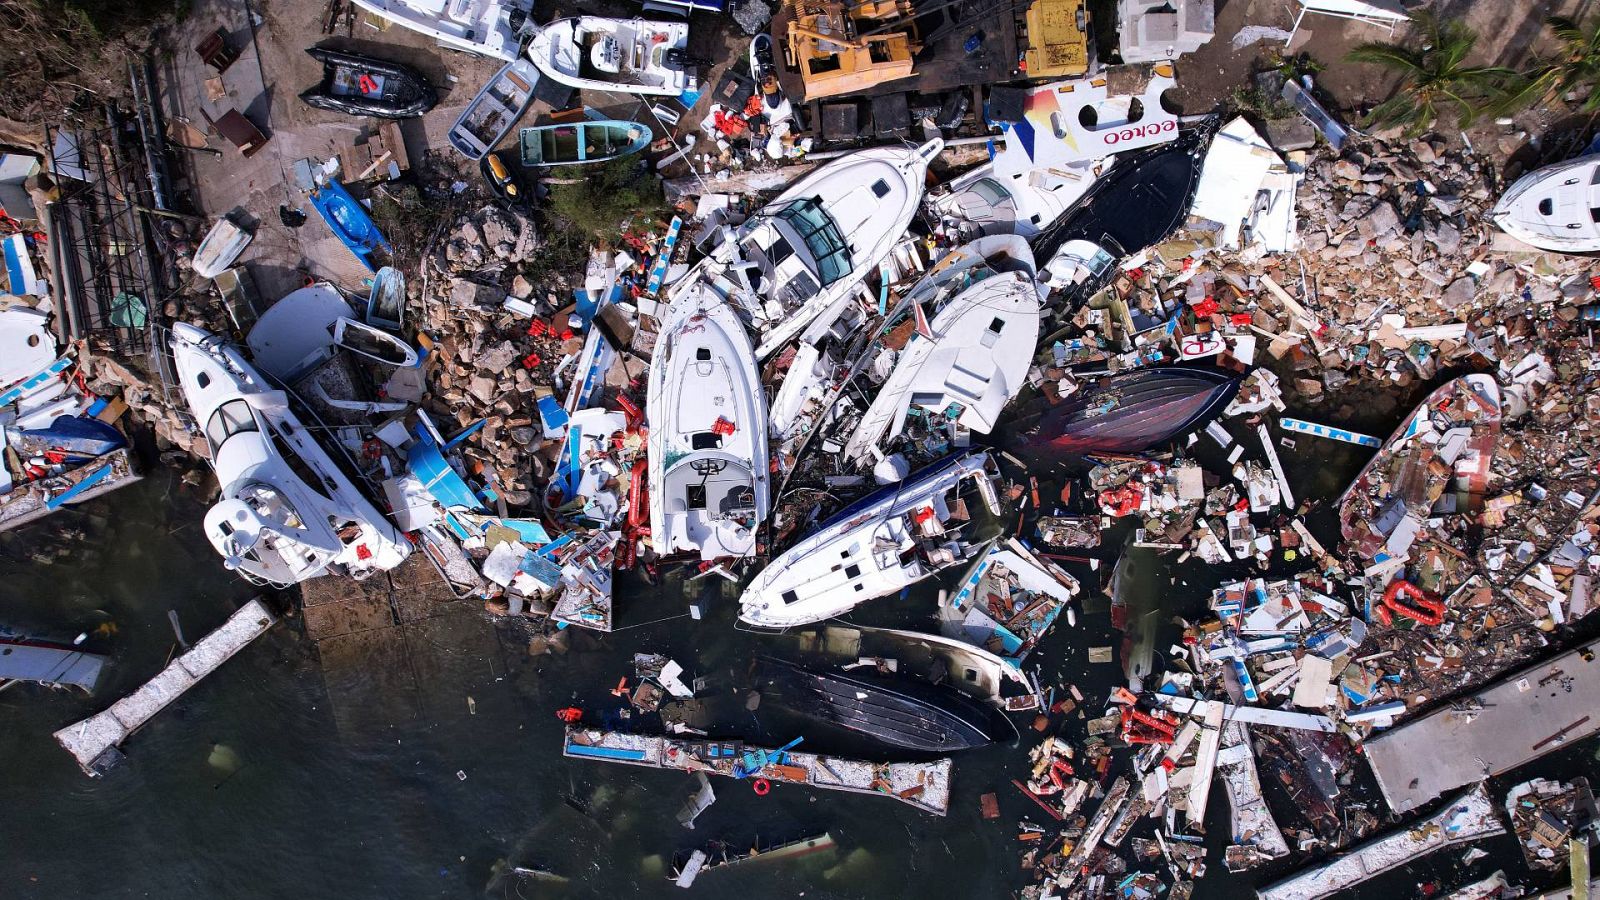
[563,728,952,815]
[1364,636,1600,814]
[54,598,276,775]
[1257,784,1505,900]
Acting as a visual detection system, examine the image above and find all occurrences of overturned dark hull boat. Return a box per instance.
[298,47,436,119]
[1009,366,1240,457]
[756,657,1014,753]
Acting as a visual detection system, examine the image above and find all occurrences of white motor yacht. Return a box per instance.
[349,0,530,61]
[738,451,1001,628]
[840,235,1042,467]
[928,160,1108,239]
[169,323,410,586]
[527,17,691,96]
[647,282,769,560]
[686,139,941,360]
[1489,154,1600,253]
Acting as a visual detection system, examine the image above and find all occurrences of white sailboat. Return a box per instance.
[348,0,530,61]
[647,282,769,560]
[169,323,410,586]
[527,17,691,96]
[681,140,940,361]
[840,235,1042,467]
[738,451,1001,628]
[1489,154,1600,252]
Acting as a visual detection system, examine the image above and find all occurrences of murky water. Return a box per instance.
[2,405,1596,899]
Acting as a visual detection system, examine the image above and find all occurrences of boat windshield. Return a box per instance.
[774,198,850,285]
[206,399,260,452]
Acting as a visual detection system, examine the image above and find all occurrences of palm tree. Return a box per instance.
[1499,15,1600,115]
[1344,11,1520,136]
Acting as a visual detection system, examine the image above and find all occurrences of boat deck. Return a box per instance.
[1364,636,1600,814]
[54,599,276,776]
[1256,784,1504,900]
[562,727,952,815]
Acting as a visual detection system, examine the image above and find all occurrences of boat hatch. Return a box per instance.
[1540,198,1553,215]
[871,179,890,198]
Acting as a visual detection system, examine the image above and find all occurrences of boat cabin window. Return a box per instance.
[690,432,722,450]
[1539,198,1554,216]
[205,399,259,451]
[782,589,801,605]
[871,178,890,198]
[963,668,978,682]
[686,483,707,510]
[1591,207,1600,223]
[844,563,861,579]
[774,198,850,285]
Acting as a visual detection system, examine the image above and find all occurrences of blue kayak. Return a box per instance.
[309,179,391,272]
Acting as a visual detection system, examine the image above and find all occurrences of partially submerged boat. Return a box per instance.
[348,0,529,61]
[839,235,1042,467]
[191,216,252,279]
[1489,154,1600,252]
[647,283,769,560]
[447,58,539,160]
[775,624,1039,710]
[517,119,650,167]
[756,656,1015,752]
[688,139,940,360]
[0,628,106,692]
[739,450,1002,628]
[527,17,692,96]
[1337,374,1501,564]
[308,180,390,272]
[365,266,405,330]
[298,47,437,119]
[1008,366,1241,458]
[169,323,410,586]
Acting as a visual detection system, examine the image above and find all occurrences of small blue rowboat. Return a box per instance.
[518,119,651,167]
[309,179,391,272]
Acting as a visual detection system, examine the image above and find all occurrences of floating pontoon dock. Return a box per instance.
[1256,784,1506,900]
[1364,636,1600,814]
[54,598,276,776]
[562,728,952,815]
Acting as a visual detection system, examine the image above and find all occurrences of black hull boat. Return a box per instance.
[299,47,437,119]
[1009,366,1240,458]
[756,657,1014,753]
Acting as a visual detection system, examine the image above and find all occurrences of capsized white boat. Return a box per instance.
[647,281,769,560]
[169,323,410,586]
[684,139,941,360]
[840,234,1041,466]
[527,17,691,96]
[1489,154,1600,252]
[738,450,1002,628]
[349,0,530,61]
[192,217,253,279]
[928,159,1108,239]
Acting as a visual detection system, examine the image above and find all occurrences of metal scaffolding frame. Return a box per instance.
[43,95,173,358]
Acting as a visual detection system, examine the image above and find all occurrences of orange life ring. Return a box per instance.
[752,777,771,796]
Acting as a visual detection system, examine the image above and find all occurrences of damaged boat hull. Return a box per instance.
[1009,366,1241,457]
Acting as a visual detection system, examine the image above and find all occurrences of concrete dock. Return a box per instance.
[562,728,952,815]
[54,598,276,776]
[1364,636,1600,814]
[1257,784,1505,900]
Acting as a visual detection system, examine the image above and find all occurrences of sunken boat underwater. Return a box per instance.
[1008,366,1241,458]
[739,450,1003,628]
[756,656,1015,753]
[298,47,437,119]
